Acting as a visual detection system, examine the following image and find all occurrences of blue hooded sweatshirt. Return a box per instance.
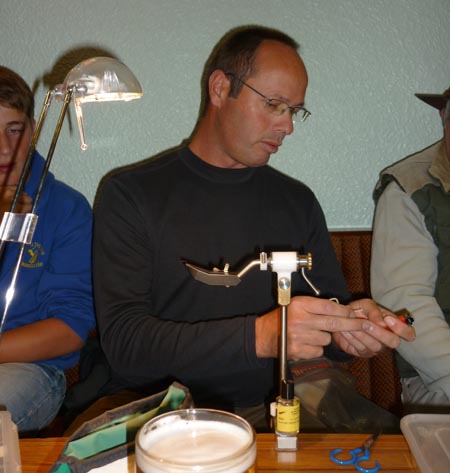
[0,151,95,370]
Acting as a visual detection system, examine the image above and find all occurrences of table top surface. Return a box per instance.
[19,432,419,472]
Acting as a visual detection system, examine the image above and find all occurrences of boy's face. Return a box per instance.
[0,104,34,187]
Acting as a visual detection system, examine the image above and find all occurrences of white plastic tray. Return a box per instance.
[0,411,21,473]
[400,413,450,473]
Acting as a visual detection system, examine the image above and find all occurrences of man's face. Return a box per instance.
[213,40,308,168]
[0,104,33,187]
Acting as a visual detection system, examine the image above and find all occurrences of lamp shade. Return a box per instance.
[53,56,143,150]
[58,56,143,102]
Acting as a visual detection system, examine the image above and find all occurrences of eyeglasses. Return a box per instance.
[225,72,311,124]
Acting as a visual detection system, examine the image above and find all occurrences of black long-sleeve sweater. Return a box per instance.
[93,146,350,408]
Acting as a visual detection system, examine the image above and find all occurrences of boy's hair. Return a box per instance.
[0,66,34,120]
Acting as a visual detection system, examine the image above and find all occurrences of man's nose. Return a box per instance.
[276,112,295,136]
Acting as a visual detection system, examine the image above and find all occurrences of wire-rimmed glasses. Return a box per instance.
[225,72,311,124]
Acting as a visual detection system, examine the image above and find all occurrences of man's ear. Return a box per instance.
[208,70,231,107]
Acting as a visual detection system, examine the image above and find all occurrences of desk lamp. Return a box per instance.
[0,56,143,338]
[184,251,320,451]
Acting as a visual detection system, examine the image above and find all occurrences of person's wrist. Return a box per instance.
[255,309,279,358]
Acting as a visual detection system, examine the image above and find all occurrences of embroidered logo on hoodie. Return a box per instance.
[21,242,45,268]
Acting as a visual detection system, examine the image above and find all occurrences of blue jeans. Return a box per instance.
[0,362,66,432]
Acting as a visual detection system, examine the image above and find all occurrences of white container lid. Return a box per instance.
[400,413,450,473]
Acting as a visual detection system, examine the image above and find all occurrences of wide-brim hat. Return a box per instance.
[415,87,450,110]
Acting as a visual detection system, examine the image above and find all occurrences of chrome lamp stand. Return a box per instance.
[0,57,142,340]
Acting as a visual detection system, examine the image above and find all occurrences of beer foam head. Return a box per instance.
[136,409,256,473]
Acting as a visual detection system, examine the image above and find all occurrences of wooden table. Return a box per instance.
[20,433,419,472]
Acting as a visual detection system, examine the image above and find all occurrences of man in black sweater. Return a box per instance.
[93,25,415,428]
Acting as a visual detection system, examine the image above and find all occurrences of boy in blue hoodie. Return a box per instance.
[0,65,95,432]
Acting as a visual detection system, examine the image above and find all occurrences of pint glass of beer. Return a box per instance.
[135,408,256,472]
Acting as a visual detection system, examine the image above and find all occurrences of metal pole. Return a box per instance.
[280,304,288,388]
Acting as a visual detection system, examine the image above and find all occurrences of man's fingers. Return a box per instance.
[319,314,370,332]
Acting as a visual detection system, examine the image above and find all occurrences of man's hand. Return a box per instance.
[255,296,416,360]
[0,186,32,215]
[332,298,416,357]
[256,296,375,360]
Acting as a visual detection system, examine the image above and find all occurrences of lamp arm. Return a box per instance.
[10,90,53,212]
[0,243,27,338]
[31,87,73,213]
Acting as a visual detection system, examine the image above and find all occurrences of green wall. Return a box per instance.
[1,0,449,228]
